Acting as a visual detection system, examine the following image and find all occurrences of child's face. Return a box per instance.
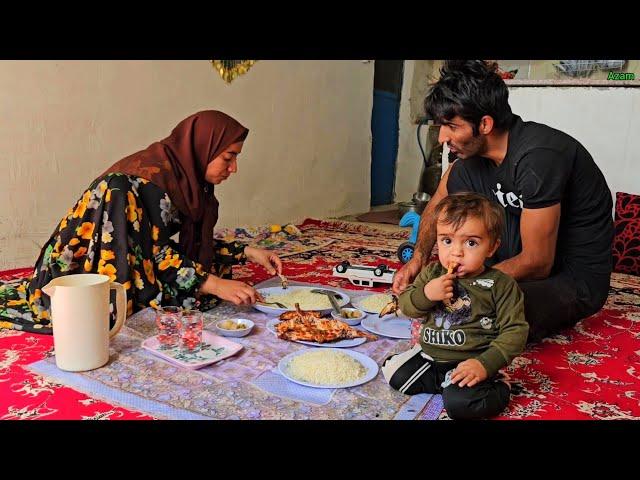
[436,214,500,277]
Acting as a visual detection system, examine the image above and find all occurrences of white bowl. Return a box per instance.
[214,318,255,337]
[330,307,367,326]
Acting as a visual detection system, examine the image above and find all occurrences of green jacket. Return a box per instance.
[399,262,529,377]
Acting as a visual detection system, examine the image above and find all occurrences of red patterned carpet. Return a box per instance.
[1,219,639,420]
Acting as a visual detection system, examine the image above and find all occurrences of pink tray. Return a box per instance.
[141,330,243,370]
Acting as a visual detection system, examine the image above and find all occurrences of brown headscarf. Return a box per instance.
[103,110,249,271]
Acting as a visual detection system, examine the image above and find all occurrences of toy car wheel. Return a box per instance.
[397,242,414,264]
[336,261,350,273]
[374,266,384,276]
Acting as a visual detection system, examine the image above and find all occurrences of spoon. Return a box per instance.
[257,300,288,309]
[256,292,287,309]
[310,289,343,314]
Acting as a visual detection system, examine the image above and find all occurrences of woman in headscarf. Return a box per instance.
[0,110,282,333]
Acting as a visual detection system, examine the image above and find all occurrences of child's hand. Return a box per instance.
[424,273,456,302]
[450,359,488,388]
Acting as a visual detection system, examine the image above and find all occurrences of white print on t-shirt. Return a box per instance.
[492,183,523,209]
[471,279,495,289]
[480,317,493,330]
[422,327,466,346]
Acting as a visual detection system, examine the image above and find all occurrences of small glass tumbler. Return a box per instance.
[155,306,183,348]
[180,310,204,352]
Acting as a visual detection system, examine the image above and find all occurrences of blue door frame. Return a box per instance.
[370,89,400,206]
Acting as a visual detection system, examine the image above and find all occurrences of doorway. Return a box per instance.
[370,60,404,207]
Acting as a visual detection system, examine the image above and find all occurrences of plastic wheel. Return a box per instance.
[397,242,415,264]
[336,261,350,273]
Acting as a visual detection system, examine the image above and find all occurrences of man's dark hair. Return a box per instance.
[433,192,504,245]
[425,60,513,135]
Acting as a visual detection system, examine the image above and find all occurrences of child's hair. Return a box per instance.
[433,192,504,245]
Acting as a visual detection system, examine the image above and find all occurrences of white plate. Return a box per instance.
[266,319,366,348]
[360,315,412,339]
[351,294,395,315]
[254,286,350,316]
[278,348,379,389]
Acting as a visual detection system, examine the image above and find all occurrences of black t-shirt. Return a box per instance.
[447,114,614,285]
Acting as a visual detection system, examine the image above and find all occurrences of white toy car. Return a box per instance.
[332,261,396,287]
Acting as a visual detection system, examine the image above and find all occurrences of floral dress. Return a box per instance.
[0,173,247,334]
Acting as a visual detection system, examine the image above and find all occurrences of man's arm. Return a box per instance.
[392,163,453,295]
[493,204,560,281]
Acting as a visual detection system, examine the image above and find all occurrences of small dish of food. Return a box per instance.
[214,318,255,337]
[330,307,367,326]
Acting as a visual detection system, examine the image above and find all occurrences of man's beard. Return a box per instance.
[453,136,485,159]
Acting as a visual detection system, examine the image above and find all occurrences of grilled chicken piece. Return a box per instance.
[274,304,377,343]
[447,261,459,275]
[279,303,323,321]
[444,261,460,307]
[312,318,377,341]
[378,295,399,318]
[278,320,376,343]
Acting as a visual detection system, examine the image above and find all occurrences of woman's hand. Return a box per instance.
[244,246,283,276]
[199,275,259,305]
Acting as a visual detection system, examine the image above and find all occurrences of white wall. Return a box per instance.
[508,87,640,201]
[395,60,425,203]
[396,71,640,204]
[0,60,375,270]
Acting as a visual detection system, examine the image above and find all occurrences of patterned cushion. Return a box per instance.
[612,192,640,276]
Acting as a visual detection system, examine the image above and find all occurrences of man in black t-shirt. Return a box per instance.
[393,60,614,342]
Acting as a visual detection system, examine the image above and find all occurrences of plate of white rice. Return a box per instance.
[278,348,379,389]
[352,293,394,315]
[255,286,350,316]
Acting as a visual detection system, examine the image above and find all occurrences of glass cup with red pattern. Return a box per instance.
[155,306,183,348]
[180,310,204,353]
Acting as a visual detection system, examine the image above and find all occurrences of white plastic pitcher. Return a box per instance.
[42,274,126,372]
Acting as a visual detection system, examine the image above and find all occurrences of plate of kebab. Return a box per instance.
[266,303,377,348]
